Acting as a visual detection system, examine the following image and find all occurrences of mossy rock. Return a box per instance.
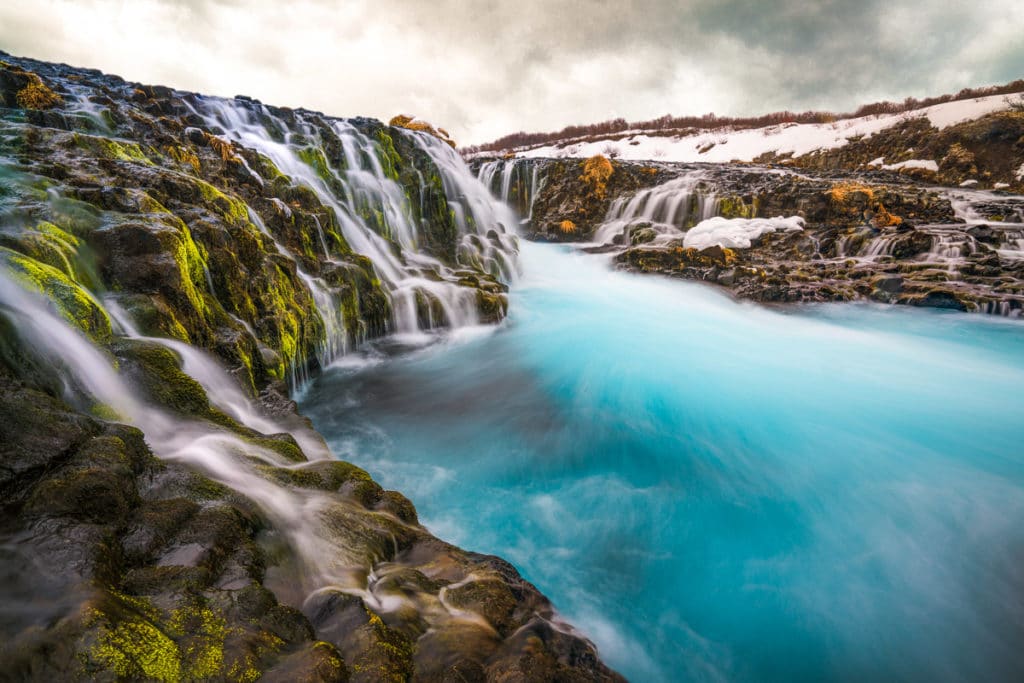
[260,459,383,506]
[1,247,112,343]
[23,434,141,524]
[112,338,211,416]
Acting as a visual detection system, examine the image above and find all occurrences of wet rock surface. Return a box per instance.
[477,157,1024,317]
[0,53,620,681]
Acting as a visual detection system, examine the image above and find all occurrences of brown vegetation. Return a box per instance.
[15,73,62,110]
[828,181,876,204]
[869,204,903,228]
[580,154,614,199]
[203,133,236,162]
[389,114,457,148]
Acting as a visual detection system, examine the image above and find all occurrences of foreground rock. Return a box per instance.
[0,53,621,681]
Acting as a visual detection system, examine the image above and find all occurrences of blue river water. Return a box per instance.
[300,242,1024,682]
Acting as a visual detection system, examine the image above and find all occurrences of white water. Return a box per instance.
[476,158,544,223]
[0,268,489,628]
[187,100,519,338]
[593,171,718,246]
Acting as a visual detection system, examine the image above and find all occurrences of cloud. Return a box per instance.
[0,0,1021,144]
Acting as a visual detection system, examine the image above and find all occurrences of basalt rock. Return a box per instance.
[0,52,619,681]
[500,156,1024,317]
[524,158,664,241]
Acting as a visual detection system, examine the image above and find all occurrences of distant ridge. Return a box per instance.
[464,79,1024,157]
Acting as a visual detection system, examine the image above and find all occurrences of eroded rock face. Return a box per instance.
[483,157,1024,317]
[0,53,620,681]
[754,112,1024,190]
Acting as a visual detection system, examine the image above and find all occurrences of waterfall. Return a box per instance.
[186,99,518,340]
[592,171,717,246]
[476,158,545,224]
[0,267,471,617]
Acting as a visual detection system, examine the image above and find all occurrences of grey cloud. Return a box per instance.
[0,0,1021,143]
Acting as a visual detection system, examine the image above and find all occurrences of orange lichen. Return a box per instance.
[868,203,903,228]
[164,145,201,173]
[389,115,457,148]
[828,181,875,204]
[559,220,577,233]
[15,74,63,110]
[580,154,614,199]
[203,132,236,162]
[639,166,659,176]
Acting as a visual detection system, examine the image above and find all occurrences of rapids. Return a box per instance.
[300,241,1024,682]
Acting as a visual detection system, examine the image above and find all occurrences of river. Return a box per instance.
[300,241,1024,682]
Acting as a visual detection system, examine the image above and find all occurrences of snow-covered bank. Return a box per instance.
[508,94,1013,164]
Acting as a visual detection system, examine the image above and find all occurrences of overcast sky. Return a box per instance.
[1,0,1022,144]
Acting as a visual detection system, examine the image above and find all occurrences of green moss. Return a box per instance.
[194,178,251,226]
[161,218,214,324]
[717,195,758,219]
[374,130,402,181]
[249,433,306,463]
[225,631,287,683]
[10,220,103,291]
[73,133,154,165]
[297,146,334,183]
[259,459,381,501]
[1,247,112,343]
[84,593,181,682]
[170,602,227,679]
[349,608,414,682]
[113,339,211,416]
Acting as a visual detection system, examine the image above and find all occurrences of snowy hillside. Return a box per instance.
[508,94,1013,164]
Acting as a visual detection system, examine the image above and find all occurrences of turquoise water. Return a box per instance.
[300,242,1024,682]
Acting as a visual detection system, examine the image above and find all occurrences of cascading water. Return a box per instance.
[0,267,516,636]
[476,157,544,222]
[591,171,718,246]
[188,99,519,341]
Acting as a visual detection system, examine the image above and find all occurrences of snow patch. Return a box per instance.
[867,157,886,167]
[881,159,939,172]
[959,179,979,187]
[924,96,1013,129]
[994,182,1010,189]
[683,216,805,250]
[1016,163,1024,181]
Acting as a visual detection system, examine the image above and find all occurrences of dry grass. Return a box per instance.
[164,145,201,173]
[869,203,903,227]
[203,133,236,162]
[580,154,614,199]
[16,74,62,110]
[828,181,875,204]
[559,220,577,233]
[389,114,457,148]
